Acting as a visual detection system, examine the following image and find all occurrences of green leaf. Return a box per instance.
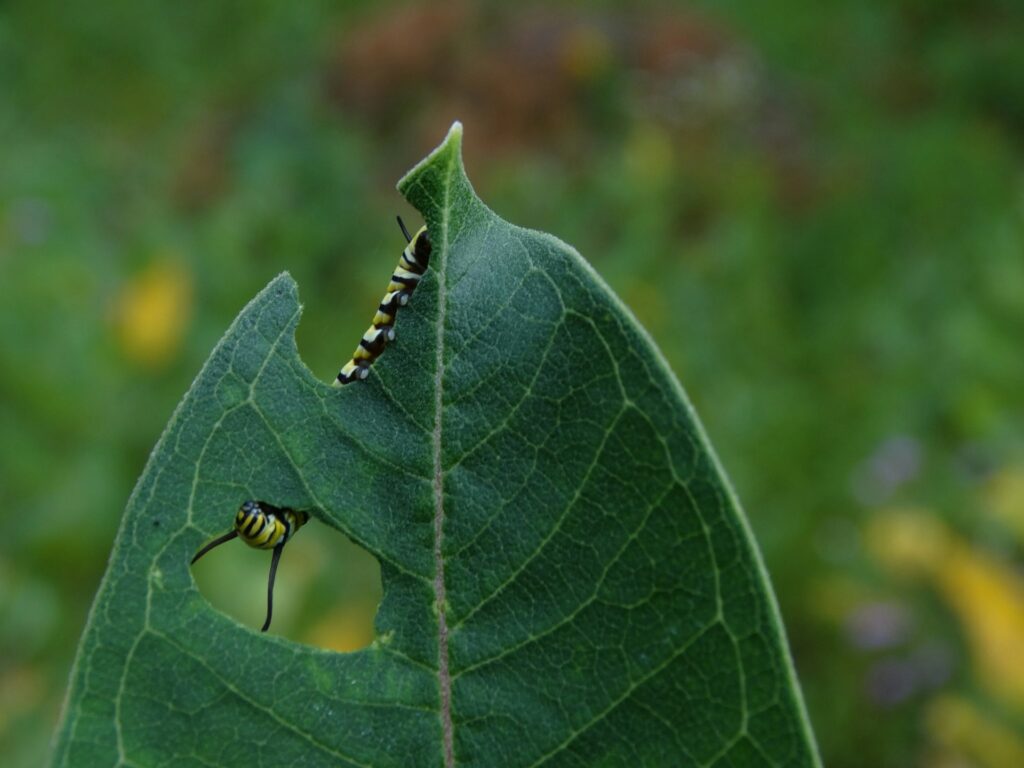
[51,122,820,767]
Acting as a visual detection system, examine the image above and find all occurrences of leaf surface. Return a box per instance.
[51,123,820,767]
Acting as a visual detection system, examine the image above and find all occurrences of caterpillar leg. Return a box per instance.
[359,325,394,357]
[334,324,396,386]
[334,360,371,386]
[372,290,408,328]
[262,542,284,632]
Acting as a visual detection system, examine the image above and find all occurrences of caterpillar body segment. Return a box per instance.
[232,500,309,550]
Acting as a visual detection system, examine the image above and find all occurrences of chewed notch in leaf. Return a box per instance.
[51,122,820,767]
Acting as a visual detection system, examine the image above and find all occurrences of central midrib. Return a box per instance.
[432,161,455,768]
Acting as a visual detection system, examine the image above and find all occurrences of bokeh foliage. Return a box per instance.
[1,2,1023,767]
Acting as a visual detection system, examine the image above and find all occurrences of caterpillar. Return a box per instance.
[191,500,309,632]
[334,216,432,385]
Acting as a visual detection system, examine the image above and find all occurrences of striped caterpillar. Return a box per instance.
[190,500,309,632]
[334,217,432,385]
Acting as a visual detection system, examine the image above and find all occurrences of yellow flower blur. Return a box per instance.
[113,259,192,368]
[868,507,1024,710]
[926,694,1024,768]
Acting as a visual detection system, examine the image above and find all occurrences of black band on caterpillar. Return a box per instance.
[334,217,432,385]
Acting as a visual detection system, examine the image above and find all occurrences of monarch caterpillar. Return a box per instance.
[334,216,432,385]
[191,500,309,632]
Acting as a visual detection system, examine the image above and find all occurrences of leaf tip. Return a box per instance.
[445,119,464,144]
[397,120,466,214]
[270,270,297,289]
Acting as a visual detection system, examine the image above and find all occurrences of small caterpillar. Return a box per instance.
[334,217,432,385]
[191,500,309,632]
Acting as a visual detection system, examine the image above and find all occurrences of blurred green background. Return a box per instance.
[2,1,1023,766]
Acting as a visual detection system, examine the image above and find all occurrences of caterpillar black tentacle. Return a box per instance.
[334,217,432,385]
[190,500,309,632]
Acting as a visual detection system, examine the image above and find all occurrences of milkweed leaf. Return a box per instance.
[51,123,820,767]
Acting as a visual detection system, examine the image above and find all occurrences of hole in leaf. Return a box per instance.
[190,513,381,650]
